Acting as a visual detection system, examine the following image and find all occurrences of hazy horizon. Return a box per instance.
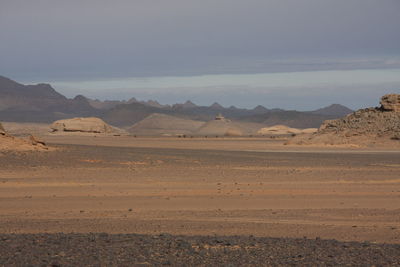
[13,68,399,111]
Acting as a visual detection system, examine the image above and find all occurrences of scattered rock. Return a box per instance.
[1,233,399,266]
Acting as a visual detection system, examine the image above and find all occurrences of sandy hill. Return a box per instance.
[257,125,317,135]
[288,94,400,147]
[195,119,244,136]
[194,115,265,136]
[128,113,205,136]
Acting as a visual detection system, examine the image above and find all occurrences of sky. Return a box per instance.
[0,0,400,109]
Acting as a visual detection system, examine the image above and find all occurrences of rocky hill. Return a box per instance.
[289,94,400,146]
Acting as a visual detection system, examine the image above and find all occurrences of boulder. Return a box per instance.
[380,94,400,112]
[51,117,115,133]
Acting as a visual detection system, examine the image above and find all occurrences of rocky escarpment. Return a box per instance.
[288,94,400,146]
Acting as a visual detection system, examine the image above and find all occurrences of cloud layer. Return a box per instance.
[1,0,400,80]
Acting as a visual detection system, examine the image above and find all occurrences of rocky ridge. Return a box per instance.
[288,94,400,146]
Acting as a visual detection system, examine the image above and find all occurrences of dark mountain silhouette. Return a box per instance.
[172,100,198,110]
[0,76,98,122]
[0,75,352,128]
[252,105,269,113]
[87,98,137,110]
[102,102,165,127]
[239,110,335,128]
[209,102,224,110]
[87,97,170,110]
[309,104,353,117]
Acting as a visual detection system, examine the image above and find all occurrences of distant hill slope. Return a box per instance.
[0,76,98,122]
[102,102,166,127]
[128,113,205,135]
[238,110,338,129]
[102,102,273,127]
[309,104,353,117]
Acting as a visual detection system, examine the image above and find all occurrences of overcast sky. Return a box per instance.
[0,0,399,109]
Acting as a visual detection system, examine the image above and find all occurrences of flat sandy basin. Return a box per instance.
[1,136,399,244]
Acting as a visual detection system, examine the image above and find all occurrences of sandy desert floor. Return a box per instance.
[1,136,399,246]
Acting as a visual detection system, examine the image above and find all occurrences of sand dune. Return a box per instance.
[257,125,317,135]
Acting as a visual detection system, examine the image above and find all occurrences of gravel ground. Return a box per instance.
[1,233,399,266]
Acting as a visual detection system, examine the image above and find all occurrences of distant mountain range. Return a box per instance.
[0,75,98,122]
[0,75,353,128]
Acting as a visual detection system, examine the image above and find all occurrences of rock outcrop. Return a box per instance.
[288,94,400,146]
[380,94,400,112]
[318,95,400,139]
[51,117,118,134]
[0,122,5,135]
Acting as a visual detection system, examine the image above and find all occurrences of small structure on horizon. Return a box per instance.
[215,113,226,121]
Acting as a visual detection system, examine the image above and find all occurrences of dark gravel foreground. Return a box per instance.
[1,234,400,267]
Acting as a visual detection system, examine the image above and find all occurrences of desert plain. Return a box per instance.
[1,135,400,241]
[1,133,400,265]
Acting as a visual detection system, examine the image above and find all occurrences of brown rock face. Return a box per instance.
[51,117,115,134]
[0,122,5,135]
[29,135,46,146]
[380,94,400,112]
